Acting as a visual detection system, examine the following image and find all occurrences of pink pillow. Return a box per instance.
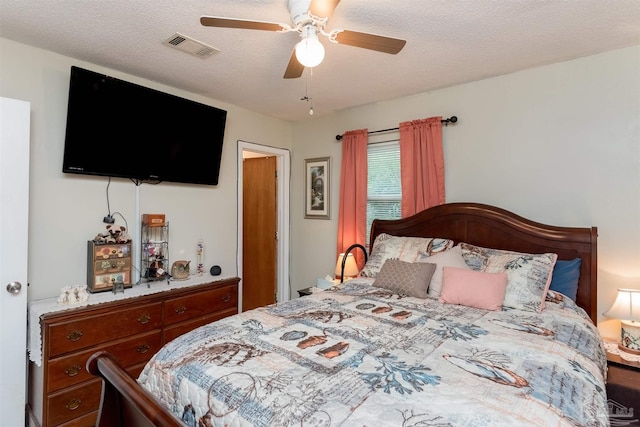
[439,267,508,311]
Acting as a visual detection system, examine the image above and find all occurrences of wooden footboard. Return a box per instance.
[86,351,182,427]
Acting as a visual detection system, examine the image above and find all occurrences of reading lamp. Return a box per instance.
[604,288,640,355]
[335,244,368,283]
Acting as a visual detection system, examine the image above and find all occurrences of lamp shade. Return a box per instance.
[604,288,640,354]
[604,288,640,321]
[335,253,359,278]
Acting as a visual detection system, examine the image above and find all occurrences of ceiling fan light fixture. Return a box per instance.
[295,26,325,68]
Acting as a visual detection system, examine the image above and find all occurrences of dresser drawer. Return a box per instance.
[45,362,144,427]
[163,307,237,343]
[92,243,130,260]
[47,302,162,358]
[164,284,237,325]
[56,410,98,427]
[47,330,162,393]
[92,257,131,275]
[91,270,132,291]
[46,379,102,427]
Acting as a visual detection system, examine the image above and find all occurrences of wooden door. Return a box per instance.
[242,156,277,311]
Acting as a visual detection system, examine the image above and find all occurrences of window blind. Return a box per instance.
[367,141,401,245]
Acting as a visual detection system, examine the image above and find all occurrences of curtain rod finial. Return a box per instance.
[443,116,458,126]
[335,134,343,141]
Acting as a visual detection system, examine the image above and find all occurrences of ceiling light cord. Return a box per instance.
[301,68,315,115]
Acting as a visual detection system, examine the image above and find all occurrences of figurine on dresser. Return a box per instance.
[57,284,89,304]
[93,223,132,244]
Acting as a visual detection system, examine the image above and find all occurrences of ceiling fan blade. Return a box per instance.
[283,50,304,79]
[200,16,288,32]
[333,30,406,54]
[309,0,341,19]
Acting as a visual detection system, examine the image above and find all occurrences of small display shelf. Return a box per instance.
[141,221,169,282]
[87,241,132,293]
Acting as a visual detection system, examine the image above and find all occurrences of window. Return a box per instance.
[366,140,401,246]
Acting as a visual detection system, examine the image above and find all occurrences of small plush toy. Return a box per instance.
[93,233,107,243]
[118,228,132,243]
[105,224,132,244]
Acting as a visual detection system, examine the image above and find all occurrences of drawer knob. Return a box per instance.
[137,313,150,324]
[175,306,187,315]
[64,365,82,377]
[221,295,231,303]
[66,398,81,411]
[137,344,150,354]
[66,330,83,342]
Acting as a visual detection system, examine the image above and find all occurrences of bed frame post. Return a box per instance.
[87,351,182,427]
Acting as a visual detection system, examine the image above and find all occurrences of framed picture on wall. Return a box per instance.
[304,157,331,219]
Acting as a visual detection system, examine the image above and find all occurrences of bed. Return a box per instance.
[87,202,607,426]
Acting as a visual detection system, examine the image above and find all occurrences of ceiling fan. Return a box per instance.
[201,0,406,79]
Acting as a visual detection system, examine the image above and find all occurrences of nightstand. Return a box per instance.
[606,351,640,420]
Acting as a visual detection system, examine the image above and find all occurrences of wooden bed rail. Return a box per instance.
[87,351,182,427]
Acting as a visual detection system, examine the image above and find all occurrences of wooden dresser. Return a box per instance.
[28,277,239,427]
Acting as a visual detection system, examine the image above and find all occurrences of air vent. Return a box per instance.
[163,33,219,59]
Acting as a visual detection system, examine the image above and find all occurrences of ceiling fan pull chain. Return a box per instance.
[308,68,314,115]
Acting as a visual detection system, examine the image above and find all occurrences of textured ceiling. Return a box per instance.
[1,0,639,122]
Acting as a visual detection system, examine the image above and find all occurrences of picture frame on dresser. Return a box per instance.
[304,156,331,219]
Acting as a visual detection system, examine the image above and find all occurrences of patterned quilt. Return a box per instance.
[138,279,609,426]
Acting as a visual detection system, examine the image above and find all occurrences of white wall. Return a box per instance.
[0,38,293,302]
[291,45,640,339]
[2,36,638,339]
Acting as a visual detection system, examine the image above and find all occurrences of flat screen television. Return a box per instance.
[62,66,227,185]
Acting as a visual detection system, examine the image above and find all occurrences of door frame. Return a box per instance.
[237,140,290,311]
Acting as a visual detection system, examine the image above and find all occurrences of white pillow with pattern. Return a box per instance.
[360,234,453,278]
[460,243,557,313]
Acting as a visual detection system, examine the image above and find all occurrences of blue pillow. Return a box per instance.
[549,258,581,301]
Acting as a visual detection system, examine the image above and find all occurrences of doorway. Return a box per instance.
[237,141,290,311]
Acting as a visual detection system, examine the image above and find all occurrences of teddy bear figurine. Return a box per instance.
[96,224,132,244]
[93,232,107,244]
[57,286,71,303]
[75,285,89,302]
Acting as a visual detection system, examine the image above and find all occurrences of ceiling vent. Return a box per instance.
[163,33,219,59]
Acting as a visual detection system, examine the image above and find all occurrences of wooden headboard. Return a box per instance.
[369,202,598,323]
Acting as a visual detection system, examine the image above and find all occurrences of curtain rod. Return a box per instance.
[335,116,458,141]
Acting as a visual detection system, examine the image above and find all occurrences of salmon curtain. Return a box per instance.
[399,117,445,217]
[336,129,368,269]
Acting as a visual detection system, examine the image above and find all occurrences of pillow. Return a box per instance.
[439,267,508,311]
[460,243,557,313]
[372,259,436,299]
[360,233,453,278]
[549,258,581,301]
[415,245,472,299]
